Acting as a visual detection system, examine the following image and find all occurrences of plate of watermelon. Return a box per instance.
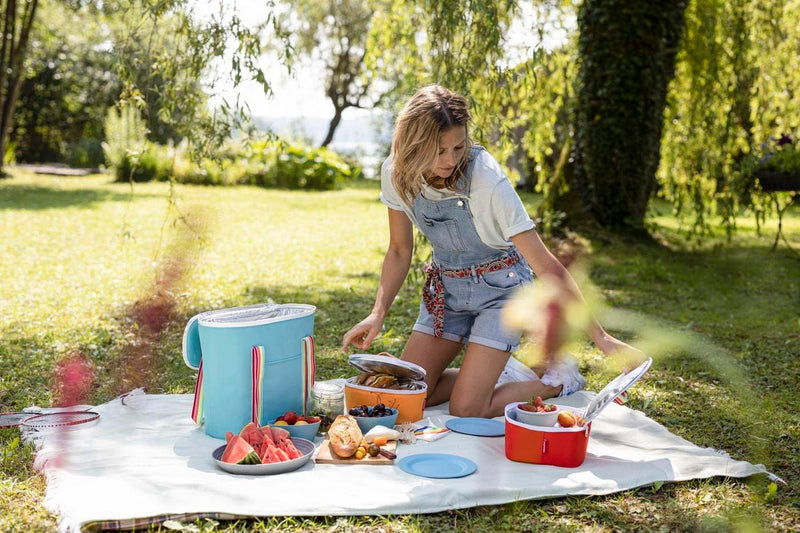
[213,422,315,475]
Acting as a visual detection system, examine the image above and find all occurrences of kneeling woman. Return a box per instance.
[342,85,640,418]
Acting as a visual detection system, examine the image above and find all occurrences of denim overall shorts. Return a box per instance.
[411,146,533,352]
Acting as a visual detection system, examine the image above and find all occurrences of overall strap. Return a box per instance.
[463,145,485,195]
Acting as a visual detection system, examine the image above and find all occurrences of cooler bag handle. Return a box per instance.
[190,360,204,424]
[301,335,316,415]
[251,346,266,425]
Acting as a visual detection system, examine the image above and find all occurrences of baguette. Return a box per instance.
[328,415,363,458]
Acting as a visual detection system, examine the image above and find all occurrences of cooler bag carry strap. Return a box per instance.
[251,346,266,425]
[301,335,316,415]
[190,360,204,424]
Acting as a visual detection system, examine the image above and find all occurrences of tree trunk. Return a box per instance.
[0,0,39,176]
[559,0,688,233]
[320,106,344,148]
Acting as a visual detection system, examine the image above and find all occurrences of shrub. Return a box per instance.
[67,138,105,168]
[102,105,147,178]
[253,143,359,190]
[735,132,800,196]
[116,143,173,183]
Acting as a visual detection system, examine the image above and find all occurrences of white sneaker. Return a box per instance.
[541,355,586,396]
[497,356,539,385]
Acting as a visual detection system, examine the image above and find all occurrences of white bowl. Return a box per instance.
[514,402,560,427]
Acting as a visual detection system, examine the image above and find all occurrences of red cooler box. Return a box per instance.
[505,358,652,468]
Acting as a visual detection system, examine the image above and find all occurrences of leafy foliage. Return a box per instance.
[102,104,148,181]
[250,143,361,190]
[745,134,800,175]
[0,0,40,174]
[103,128,361,190]
[659,0,800,237]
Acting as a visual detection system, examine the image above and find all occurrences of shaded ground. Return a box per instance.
[14,163,100,176]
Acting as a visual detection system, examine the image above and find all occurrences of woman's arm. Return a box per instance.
[510,229,643,364]
[342,208,415,352]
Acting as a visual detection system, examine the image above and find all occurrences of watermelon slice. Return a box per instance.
[225,431,235,444]
[269,425,291,443]
[277,438,302,460]
[260,443,282,464]
[274,447,290,462]
[220,435,261,465]
[239,422,264,454]
[258,425,276,447]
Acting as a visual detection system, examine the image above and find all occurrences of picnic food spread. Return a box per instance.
[557,410,586,428]
[273,410,321,426]
[328,415,363,457]
[517,396,557,413]
[505,358,653,467]
[194,326,652,476]
[220,422,305,465]
[344,354,428,424]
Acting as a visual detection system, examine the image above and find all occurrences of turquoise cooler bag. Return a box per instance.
[183,303,316,439]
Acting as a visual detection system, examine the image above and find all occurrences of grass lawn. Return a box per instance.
[1,168,798,532]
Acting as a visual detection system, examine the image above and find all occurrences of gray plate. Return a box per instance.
[213,437,315,475]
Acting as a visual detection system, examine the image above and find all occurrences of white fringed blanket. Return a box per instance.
[25,390,770,532]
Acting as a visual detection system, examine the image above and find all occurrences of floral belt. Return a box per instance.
[422,250,522,337]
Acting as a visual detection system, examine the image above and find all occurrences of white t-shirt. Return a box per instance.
[379,149,535,249]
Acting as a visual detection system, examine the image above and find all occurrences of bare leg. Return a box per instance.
[450,343,561,418]
[400,331,463,406]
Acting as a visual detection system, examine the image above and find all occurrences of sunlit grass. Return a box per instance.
[1,169,798,531]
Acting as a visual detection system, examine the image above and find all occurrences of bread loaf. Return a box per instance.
[328,415,363,458]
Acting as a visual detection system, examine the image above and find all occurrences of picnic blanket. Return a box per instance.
[24,390,771,532]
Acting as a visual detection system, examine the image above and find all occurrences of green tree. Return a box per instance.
[13,2,123,163]
[282,0,391,147]
[0,0,40,175]
[562,0,688,233]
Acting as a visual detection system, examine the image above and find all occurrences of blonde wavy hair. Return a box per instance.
[391,85,473,205]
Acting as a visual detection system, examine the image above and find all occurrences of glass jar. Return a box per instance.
[310,381,345,435]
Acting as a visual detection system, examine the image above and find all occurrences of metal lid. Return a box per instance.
[348,353,427,381]
[583,357,652,423]
[197,303,315,327]
[310,381,344,399]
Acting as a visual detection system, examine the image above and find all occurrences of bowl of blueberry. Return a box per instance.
[348,403,399,434]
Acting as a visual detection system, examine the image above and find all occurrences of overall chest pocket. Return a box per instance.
[421,215,469,253]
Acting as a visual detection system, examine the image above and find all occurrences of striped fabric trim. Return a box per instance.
[301,336,316,415]
[251,346,265,425]
[82,511,246,532]
[190,360,204,424]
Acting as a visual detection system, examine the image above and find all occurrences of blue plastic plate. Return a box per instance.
[398,453,477,479]
[445,417,505,437]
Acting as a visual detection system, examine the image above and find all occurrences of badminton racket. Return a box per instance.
[19,410,100,430]
[0,412,33,429]
[1,390,139,430]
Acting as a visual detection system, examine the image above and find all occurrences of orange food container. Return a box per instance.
[505,358,652,468]
[344,354,427,424]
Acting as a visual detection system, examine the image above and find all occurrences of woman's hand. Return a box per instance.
[342,313,385,354]
[593,333,647,372]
